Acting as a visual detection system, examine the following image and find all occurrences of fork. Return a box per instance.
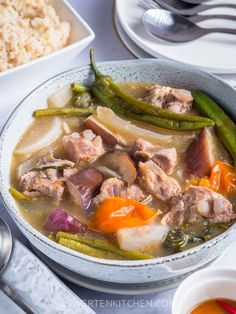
[140,0,236,16]
[139,0,236,21]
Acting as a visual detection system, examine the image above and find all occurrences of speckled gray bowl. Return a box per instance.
[1,59,236,285]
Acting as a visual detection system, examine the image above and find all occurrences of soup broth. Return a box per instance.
[10,80,236,260]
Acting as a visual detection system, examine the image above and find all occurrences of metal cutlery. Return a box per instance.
[142,9,236,42]
[181,0,210,3]
[139,0,236,16]
[139,0,236,22]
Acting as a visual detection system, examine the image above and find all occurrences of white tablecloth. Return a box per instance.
[0,1,235,313]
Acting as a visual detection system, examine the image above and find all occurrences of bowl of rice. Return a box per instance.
[0,0,94,96]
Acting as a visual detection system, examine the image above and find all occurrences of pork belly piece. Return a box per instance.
[132,138,177,174]
[138,160,181,201]
[83,115,125,146]
[63,168,78,180]
[143,84,193,114]
[117,223,169,251]
[63,129,105,163]
[161,185,234,227]
[93,178,145,206]
[185,128,214,178]
[20,169,64,205]
[66,168,103,210]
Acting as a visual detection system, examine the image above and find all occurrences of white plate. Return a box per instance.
[115,0,236,73]
[114,12,236,86]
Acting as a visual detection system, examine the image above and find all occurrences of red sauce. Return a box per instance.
[189,299,236,314]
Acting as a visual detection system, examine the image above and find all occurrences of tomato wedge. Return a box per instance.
[92,197,160,233]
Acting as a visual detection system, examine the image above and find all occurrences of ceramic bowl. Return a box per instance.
[0,0,94,99]
[1,59,236,285]
[172,267,236,314]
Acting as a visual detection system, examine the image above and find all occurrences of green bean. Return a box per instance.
[58,237,108,258]
[90,49,214,131]
[71,83,89,94]
[56,232,153,260]
[193,91,236,164]
[34,107,95,118]
[9,187,31,202]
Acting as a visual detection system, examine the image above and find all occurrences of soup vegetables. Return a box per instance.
[9,50,236,260]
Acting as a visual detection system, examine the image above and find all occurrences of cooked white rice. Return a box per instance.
[0,0,71,72]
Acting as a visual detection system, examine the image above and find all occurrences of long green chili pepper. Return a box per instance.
[125,111,214,131]
[90,49,214,131]
[56,232,152,260]
[34,107,95,118]
[193,91,236,164]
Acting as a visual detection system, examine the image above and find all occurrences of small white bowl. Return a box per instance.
[172,267,236,314]
[0,0,94,98]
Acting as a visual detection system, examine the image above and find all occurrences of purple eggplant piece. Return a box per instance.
[44,208,88,234]
[66,168,103,210]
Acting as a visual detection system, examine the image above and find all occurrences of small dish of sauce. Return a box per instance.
[189,299,236,314]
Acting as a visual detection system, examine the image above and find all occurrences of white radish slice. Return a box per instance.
[47,84,73,108]
[96,107,172,145]
[117,223,169,251]
[14,118,62,155]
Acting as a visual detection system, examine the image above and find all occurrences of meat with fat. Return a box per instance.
[20,168,64,205]
[63,129,105,163]
[143,84,193,114]
[161,185,234,227]
[132,138,177,174]
[138,160,181,201]
[93,178,145,206]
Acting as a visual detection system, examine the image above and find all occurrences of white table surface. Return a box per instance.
[0,1,235,313]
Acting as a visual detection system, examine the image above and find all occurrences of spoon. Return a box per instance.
[0,217,35,313]
[142,9,236,43]
[181,0,210,3]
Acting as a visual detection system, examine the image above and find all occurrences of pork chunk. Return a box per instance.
[185,128,214,178]
[20,169,64,205]
[63,129,105,163]
[18,151,74,177]
[143,84,193,114]
[132,138,177,174]
[93,178,145,206]
[161,185,234,227]
[138,160,181,201]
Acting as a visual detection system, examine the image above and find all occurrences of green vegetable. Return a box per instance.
[9,187,31,202]
[126,111,214,132]
[56,232,153,260]
[71,83,89,94]
[90,48,214,131]
[34,107,95,118]
[193,91,236,164]
[58,237,109,258]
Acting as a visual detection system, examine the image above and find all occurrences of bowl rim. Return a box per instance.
[0,0,95,79]
[1,58,236,267]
